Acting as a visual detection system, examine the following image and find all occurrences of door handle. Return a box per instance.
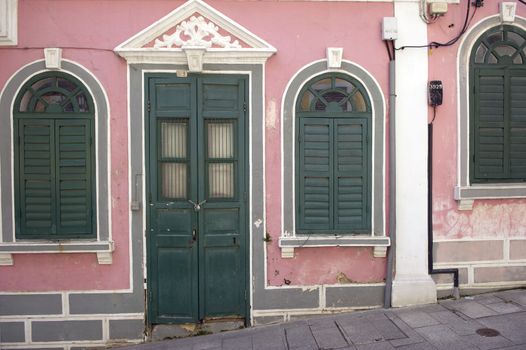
[188,199,207,212]
[192,229,197,242]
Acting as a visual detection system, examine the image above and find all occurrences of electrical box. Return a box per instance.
[382,17,398,41]
[430,2,448,15]
[428,80,443,107]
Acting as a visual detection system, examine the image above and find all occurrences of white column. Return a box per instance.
[392,0,437,307]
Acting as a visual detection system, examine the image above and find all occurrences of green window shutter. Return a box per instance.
[55,119,93,236]
[473,70,507,180]
[17,119,56,236]
[295,73,372,234]
[509,73,526,179]
[298,118,332,232]
[470,26,526,183]
[334,118,370,231]
[14,72,96,239]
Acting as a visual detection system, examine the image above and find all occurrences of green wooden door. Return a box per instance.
[147,74,248,324]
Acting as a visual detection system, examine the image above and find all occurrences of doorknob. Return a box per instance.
[188,199,207,212]
[192,229,197,242]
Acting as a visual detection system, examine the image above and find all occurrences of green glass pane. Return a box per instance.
[351,91,367,112]
[475,44,487,64]
[487,31,504,45]
[508,31,525,47]
[42,92,67,111]
[76,93,89,112]
[161,163,187,199]
[57,78,78,92]
[488,53,498,64]
[494,45,516,58]
[19,90,33,112]
[311,78,331,92]
[208,163,234,198]
[300,90,315,111]
[161,121,187,158]
[31,77,55,92]
[207,121,233,159]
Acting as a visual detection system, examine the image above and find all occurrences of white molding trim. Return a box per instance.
[44,48,62,69]
[96,251,113,264]
[0,241,114,265]
[455,16,526,207]
[0,0,17,46]
[0,252,13,265]
[279,236,390,258]
[114,0,276,65]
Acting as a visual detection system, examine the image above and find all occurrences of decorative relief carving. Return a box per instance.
[154,16,241,49]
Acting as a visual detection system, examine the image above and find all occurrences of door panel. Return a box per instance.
[147,75,247,324]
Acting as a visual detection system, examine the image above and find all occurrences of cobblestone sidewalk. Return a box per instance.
[121,289,526,350]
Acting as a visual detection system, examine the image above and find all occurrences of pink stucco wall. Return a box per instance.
[0,0,392,291]
[428,3,526,240]
[249,2,392,285]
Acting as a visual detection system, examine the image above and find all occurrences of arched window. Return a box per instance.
[470,25,526,183]
[295,73,371,234]
[13,72,96,239]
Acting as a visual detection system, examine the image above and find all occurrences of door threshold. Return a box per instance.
[150,319,245,341]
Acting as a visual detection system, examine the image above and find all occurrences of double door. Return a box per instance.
[146,74,248,324]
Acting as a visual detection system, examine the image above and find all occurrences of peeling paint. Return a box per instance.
[266,98,278,129]
[433,201,526,239]
[301,286,317,292]
[336,272,352,284]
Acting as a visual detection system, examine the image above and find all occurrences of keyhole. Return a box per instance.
[233,237,236,244]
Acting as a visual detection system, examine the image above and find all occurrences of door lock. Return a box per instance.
[188,199,207,212]
[192,229,197,241]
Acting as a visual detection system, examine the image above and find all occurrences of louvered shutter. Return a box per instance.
[16,119,93,238]
[55,119,93,235]
[298,118,332,231]
[510,72,526,179]
[17,120,56,236]
[473,69,526,181]
[473,70,507,180]
[297,117,370,233]
[334,118,370,231]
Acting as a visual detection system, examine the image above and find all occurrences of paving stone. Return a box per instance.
[355,341,396,350]
[428,310,482,335]
[394,311,440,329]
[366,314,407,341]
[310,322,349,349]
[221,334,253,350]
[441,300,498,319]
[479,312,526,344]
[471,294,503,305]
[461,333,514,350]
[385,313,426,348]
[396,343,438,350]
[338,316,384,345]
[192,341,221,350]
[484,301,524,314]
[284,324,318,350]
[414,324,479,350]
[252,329,287,350]
[498,290,526,307]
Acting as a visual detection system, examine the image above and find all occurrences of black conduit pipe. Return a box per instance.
[428,122,460,299]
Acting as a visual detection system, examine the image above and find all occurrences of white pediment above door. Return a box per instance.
[114,0,276,69]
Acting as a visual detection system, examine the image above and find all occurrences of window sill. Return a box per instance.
[278,235,390,258]
[454,184,526,210]
[0,240,114,265]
